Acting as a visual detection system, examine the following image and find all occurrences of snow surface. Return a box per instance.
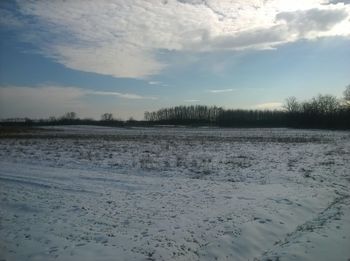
[0,126,349,260]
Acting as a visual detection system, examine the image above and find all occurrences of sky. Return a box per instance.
[0,0,350,120]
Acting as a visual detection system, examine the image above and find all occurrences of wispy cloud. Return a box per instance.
[3,1,350,78]
[207,88,234,93]
[184,99,200,102]
[148,81,161,85]
[253,102,283,110]
[0,85,156,119]
[87,90,157,100]
[0,85,85,119]
[148,81,169,87]
[0,9,23,28]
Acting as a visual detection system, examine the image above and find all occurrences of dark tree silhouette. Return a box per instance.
[101,113,113,121]
[284,97,300,113]
[144,93,349,129]
[61,112,77,120]
[344,84,350,107]
[144,105,223,125]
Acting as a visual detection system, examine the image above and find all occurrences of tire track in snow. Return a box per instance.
[259,194,350,260]
[0,175,97,195]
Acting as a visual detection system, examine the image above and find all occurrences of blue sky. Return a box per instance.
[1,0,350,119]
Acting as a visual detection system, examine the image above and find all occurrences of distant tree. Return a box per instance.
[101,113,113,121]
[24,117,33,127]
[311,94,340,114]
[300,95,340,115]
[144,111,151,121]
[284,97,300,113]
[62,112,77,120]
[344,84,350,107]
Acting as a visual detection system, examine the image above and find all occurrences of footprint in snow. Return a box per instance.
[254,217,272,224]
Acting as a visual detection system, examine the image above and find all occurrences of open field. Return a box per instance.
[0,126,349,260]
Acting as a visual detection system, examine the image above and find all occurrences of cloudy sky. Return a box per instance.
[1,0,350,119]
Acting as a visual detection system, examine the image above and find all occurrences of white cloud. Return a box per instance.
[148,81,162,85]
[184,99,200,102]
[253,102,283,110]
[0,85,156,119]
[276,7,349,37]
[208,88,234,93]
[148,81,169,87]
[6,0,350,78]
[87,90,157,100]
[328,0,350,4]
[50,45,165,79]
[0,9,23,28]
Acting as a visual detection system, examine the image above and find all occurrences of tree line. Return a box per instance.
[1,86,349,129]
[144,85,350,129]
[144,105,223,124]
[282,92,349,129]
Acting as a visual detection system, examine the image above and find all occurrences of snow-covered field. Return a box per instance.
[0,126,349,261]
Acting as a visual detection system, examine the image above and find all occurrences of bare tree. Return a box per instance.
[62,112,77,120]
[315,95,340,114]
[101,113,113,121]
[284,97,300,113]
[344,84,350,107]
[301,94,340,115]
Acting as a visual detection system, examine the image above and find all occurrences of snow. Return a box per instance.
[0,126,349,260]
